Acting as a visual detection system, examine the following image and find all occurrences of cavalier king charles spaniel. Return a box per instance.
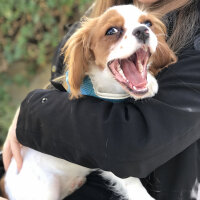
[1,5,176,200]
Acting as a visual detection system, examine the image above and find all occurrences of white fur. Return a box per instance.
[101,171,154,200]
[87,65,126,95]
[87,64,130,99]
[191,179,200,200]
[4,5,157,200]
[87,64,158,100]
[5,147,91,200]
[5,150,154,200]
[87,5,158,100]
[107,5,158,62]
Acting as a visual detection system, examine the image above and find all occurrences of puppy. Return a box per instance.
[1,5,176,200]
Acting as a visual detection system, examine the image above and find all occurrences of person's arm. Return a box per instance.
[15,49,200,178]
[2,7,92,171]
[2,108,22,172]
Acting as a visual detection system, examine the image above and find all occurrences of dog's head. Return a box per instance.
[63,5,177,99]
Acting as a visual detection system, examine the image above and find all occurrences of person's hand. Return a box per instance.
[2,108,23,172]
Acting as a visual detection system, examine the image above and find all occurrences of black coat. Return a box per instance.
[16,46,200,200]
[1,3,200,200]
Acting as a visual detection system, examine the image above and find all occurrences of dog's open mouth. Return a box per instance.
[107,46,151,96]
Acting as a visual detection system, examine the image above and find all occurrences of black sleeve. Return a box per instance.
[16,49,200,178]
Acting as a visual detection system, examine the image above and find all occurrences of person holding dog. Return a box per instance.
[2,0,200,199]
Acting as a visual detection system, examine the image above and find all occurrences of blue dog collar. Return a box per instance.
[66,71,98,98]
[65,71,129,102]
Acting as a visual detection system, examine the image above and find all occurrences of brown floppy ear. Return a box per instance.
[62,18,96,98]
[148,15,177,76]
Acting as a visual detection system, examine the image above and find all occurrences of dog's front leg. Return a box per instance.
[101,171,154,200]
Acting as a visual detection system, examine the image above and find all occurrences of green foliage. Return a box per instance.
[0,71,30,146]
[0,0,92,146]
[0,87,15,146]
[0,0,92,66]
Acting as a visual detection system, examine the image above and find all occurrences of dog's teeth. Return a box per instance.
[117,64,126,80]
[117,64,121,70]
[133,86,146,92]
[138,61,143,73]
[120,71,126,80]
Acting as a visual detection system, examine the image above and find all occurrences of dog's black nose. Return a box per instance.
[133,26,149,43]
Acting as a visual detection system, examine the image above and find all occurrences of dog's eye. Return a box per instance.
[106,27,120,35]
[143,20,152,27]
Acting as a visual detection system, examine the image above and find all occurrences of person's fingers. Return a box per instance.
[2,141,12,171]
[3,137,23,172]
[2,107,23,172]
[10,140,23,172]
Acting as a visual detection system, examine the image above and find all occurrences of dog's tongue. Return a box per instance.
[121,59,147,88]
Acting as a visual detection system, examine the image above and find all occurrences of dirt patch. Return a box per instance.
[7,63,51,107]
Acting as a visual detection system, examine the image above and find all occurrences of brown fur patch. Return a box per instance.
[138,14,177,75]
[63,8,176,98]
[90,9,125,68]
[62,9,125,98]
